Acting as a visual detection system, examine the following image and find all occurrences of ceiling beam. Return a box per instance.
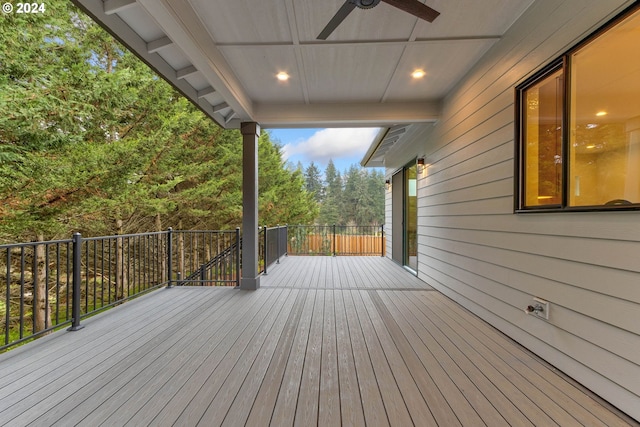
[71,0,231,128]
[176,65,198,80]
[103,0,136,15]
[197,86,216,98]
[212,102,229,113]
[255,101,441,128]
[214,36,503,49]
[147,36,173,54]
[136,0,254,122]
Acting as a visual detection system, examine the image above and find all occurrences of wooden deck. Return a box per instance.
[0,256,636,426]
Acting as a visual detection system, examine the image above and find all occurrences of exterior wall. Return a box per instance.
[385,0,640,420]
[384,175,393,258]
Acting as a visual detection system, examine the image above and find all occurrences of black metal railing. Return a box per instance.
[260,225,288,275]
[1,238,73,349]
[287,225,385,256]
[175,229,240,287]
[0,228,246,351]
[1,224,380,351]
[1,231,170,351]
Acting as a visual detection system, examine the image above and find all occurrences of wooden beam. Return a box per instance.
[197,86,216,99]
[147,36,173,54]
[212,102,229,113]
[176,65,198,80]
[104,0,137,15]
[225,112,237,124]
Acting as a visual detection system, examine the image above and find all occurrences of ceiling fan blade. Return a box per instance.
[381,0,440,22]
[317,1,357,40]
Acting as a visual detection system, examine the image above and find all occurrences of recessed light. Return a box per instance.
[412,69,426,79]
[596,111,607,116]
[586,145,596,149]
[276,72,290,81]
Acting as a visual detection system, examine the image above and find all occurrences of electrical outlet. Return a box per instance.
[525,297,549,320]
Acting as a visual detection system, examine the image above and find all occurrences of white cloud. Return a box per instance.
[281,128,380,166]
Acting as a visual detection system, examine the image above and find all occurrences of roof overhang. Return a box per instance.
[71,0,535,131]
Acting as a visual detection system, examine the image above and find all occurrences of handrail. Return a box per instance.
[261,225,288,275]
[1,231,171,351]
[0,228,246,351]
[177,229,240,287]
[0,223,382,351]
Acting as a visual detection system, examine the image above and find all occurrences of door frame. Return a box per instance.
[391,159,418,274]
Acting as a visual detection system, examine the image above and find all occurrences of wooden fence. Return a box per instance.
[288,230,385,256]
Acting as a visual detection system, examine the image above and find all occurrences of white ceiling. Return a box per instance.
[73,0,535,130]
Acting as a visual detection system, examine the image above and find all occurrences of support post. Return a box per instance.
[276,224,280,264]
[263,225,268,275]
[333,224,336,257]
[241,121,261,290]
[68,233,84,331]
[284,225,288,257]
[381,224,385,257]
[167,227,173,288]
[235,227,241,288]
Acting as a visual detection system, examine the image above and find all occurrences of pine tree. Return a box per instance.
[304,162,324,203]
[318,159,343,225]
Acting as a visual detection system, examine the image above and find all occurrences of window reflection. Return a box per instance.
[523,68,563,207]
[569,10,640,206]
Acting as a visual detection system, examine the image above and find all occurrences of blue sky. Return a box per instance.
[267,128,381,174]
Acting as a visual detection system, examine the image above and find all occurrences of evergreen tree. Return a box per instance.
[367,168,385,225]
[318,159,342,225]
[342,165,361,224]
[304,162,324,203]
[258,134,318,226]
[0,0,319,240]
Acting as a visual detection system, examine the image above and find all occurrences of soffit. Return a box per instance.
[73,0,535,130]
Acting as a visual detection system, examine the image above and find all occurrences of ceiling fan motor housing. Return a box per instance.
[351,0,382,9]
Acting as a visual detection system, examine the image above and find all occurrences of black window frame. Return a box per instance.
[514,3,640,213]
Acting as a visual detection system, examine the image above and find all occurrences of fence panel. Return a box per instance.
[287,225,385,256]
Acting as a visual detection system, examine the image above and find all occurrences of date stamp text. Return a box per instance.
[3,3,47,14]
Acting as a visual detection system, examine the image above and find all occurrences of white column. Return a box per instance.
[241,122,260,290]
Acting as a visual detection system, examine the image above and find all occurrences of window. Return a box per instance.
[516,5,640,211]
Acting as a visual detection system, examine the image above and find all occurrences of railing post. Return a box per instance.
[167,227,173,288]
[332,224,337,257]
[381,224,385,257]
[235,227,241,288]
[263,224,268,275]
[68,232,84,331]
[276,224,280,264]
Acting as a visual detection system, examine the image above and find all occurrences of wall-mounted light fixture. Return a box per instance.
[385,179,391,191]
[417,157,426,174]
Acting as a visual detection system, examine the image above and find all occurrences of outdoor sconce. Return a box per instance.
[385,179,391,191]
[417,157,426,174]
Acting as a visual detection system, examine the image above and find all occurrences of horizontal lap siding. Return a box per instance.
[385,182,393,259]
[390,0,640,420]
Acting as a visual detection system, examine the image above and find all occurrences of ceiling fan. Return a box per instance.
[317,0,440,40]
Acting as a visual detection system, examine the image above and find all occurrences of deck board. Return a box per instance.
[0,256,636,427]
[267,289,316,426]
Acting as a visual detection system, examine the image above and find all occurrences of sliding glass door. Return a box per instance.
[391,161,418,272]
[404,162,418,272]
